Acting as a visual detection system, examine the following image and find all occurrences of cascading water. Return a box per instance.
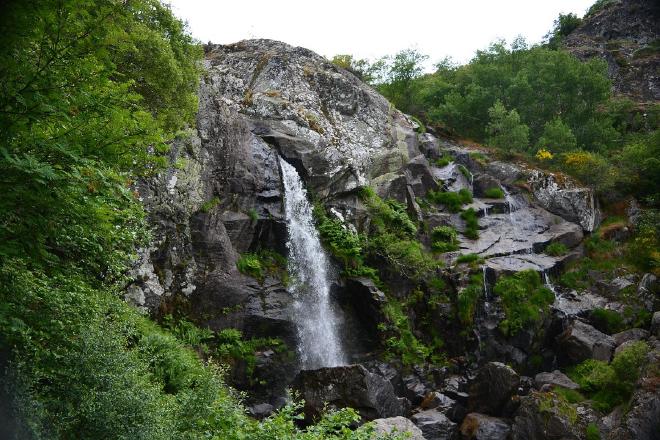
[542,270,558,297]
[279,157,346,369]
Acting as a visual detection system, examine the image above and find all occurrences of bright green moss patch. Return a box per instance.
[484,187,505,199]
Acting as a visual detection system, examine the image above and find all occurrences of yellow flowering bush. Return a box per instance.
[535,149,554,160]
[560,151,614,191]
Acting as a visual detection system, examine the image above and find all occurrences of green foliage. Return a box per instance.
[586,423,601,440]
[553,387,585,404]
[486,101,530,152]
[381,300,432,365]
[427,189,473,212]
[248,208,259,222]
[431,226,459,253]
[200,196,221,213]
[537,118,578,153]
[330,54,386,85]
[457,275,483,325]
[586,0,617,17]
[545,242,568,256]
[460,208,480,239]
[484,187,505,199]
[237,253,264,279]
[237,250,288,283]
[456,253,482,264]
[314,203,380,283]
[376,49,429,114]
[545,13,583,49]
[433,156,452,167]
[215,328,285,377]
[362,191,418,237]
[590,308,624,334]
[568,341,650,412]
[493,270,554,336]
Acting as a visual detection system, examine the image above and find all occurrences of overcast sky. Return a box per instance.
[167,0,594,65]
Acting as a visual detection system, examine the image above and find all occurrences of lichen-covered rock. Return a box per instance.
[527,170,600,232]
[372,416,425,440]
[511,392,593,440]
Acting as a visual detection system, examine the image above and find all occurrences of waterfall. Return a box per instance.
[279,158,346,369]
[542,271,558,297]
[482,265,490,299]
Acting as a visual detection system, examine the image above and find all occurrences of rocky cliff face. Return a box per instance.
[563,0,660,103]
[123,39,658,438]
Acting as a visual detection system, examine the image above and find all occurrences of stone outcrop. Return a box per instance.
[292,365,410,421]
[556,319,616,365]
[372,416,425,440]
[562,0,660,103]
[468,362,520,416]
[459,413,511,440]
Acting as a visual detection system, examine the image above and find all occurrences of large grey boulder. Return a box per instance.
[638,273,659,312]
[411,409,457,440]
[613,328,650,347]
[527,170,600,232]
[468,362,520,416]
[511,393,594,440]
[459,413,510,440]
[372,417,425,440]
[292,365,410,421]
[204,39,423,203]
[534,370,580,391]
[556,319,616,365]
[651,311,660,338]
[421,392,466,423]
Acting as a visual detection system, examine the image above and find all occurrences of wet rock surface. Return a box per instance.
[411,409,457,440]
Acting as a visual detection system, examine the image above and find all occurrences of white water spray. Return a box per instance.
[279,158,346,369]
[542,270,558,297]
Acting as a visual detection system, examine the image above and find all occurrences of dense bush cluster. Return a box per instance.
[493,270,555,336]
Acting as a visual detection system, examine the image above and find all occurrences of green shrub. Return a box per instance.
[456,253,482,264]
[590,308,624,334]
[200,196,221,213]
[457,276,482,325]
[427,189,472,212]
[545,242,568,256]
[248,208,259,222]
[461,208,479,239]
[372,234,439,282]
[431,226,459,253]
[362,189,417,237]
[484,187,505,199]
[553,387,585,404]
[433,157,451,167]
[493,270,554,336]
[236,250,288,283]
[586,423,601,440]
[381,300,431,366]
[237,253,263,280]
[568,341,650,412]
[486,101,530,152]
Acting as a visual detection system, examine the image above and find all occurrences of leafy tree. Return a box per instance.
[330,54,385,84]
[537,117,578,153]
[545,13,583,49]
[377,49,428,113]
[486,101,530,151]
